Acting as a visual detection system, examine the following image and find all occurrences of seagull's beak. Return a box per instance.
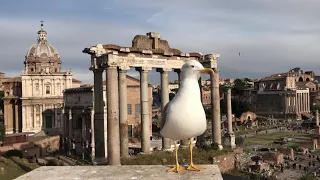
[200,68,214,75]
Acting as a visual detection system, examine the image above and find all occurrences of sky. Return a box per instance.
[1,0,320,84]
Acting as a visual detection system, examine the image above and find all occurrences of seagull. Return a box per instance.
[160,60,214,173]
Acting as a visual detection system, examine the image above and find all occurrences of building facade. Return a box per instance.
[63,75,153,156]
[2,22,80,134]
[251,68,313,119]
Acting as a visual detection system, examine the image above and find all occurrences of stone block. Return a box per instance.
[233,147,244,154]
[223,133,236,149]
[15,165,223,180]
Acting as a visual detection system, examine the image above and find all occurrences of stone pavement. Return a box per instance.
[15,165,223,180]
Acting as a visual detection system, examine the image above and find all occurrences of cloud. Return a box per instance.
[1,0,320,84]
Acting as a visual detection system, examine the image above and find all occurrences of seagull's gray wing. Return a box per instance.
[160,102,170,131]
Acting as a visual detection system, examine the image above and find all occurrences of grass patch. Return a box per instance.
[241,131,311,149]
[122,147,231,165]
[0,156,39,180]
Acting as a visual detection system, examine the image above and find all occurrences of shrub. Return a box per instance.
[0,124,5,142]
[47,159,59,166]
[235,136,244,146]
[299,175,317,180]
[4,149,23,158]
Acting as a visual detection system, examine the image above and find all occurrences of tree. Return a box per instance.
[219,97,249,118]
[232,79,246,96]
[232,99,249,118]
[311,105,320,112]
[0,91,4,97]
[0,124,5,142]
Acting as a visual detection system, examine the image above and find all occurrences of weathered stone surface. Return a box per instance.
[15,165,223,180]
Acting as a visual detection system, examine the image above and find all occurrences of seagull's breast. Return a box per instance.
[160,90,207,140]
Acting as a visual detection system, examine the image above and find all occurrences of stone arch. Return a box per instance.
[298,77,303,82]
[43,109,54,129]
[306,78,310,81]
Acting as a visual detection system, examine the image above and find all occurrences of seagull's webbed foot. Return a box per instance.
[186,163,205,171]
[167,164,186,173]
[186,140,205,171]
[167,141,186,173]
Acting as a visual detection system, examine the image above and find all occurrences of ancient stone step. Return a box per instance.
[15,165,223,180]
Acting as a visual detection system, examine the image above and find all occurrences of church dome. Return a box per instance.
[25,23,59,58]
[24,21,62,74]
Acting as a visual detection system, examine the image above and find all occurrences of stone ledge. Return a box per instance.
[15,165,223,180]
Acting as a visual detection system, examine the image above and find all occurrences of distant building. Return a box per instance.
[219,78,235,86]
[250,67,314,119]
[2,22,81,134]
[63,75,153,156]
[168,82,179,93]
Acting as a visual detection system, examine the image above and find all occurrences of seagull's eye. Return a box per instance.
[191,65,195,68]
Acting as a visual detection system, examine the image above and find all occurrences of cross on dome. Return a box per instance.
[37,20,47,42]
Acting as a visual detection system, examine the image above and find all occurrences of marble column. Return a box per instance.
[118,67,129,157]
[22,105,26,131]
[227,89,233,134]
[81,116,86,158]
[61,108,66,136]
[136,67,151,153]
[106,65,120,165]
[93,66,106,161]
[316,110,319,126]
[90,108,95,160]
[68,109,72,154]
[308,93,310,112]
[304,93,306,112]
[33,105,36,128]
[211,69,222,149]
[157,68,172,150]
[223,88,236,148]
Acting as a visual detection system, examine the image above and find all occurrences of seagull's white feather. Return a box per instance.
[160,60,207,141]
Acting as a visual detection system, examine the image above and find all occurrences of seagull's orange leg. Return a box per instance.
[186,140,205,171]
[167,141,186,173]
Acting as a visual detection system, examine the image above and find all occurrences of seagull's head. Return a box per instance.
[181,60,214,80]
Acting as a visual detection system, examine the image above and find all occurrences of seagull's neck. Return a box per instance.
[177,78,201,99]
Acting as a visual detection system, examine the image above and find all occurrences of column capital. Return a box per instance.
[91,67,104,73]
[83,44,106,57]
[156,68,172,73]
[118,66,130,71]
[135,66,152,72]
[201,53,220,61]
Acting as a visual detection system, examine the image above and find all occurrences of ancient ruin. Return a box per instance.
[224,88,236,148]
[82,32,221,164]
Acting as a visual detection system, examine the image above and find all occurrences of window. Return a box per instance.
[35,83,39,91]
[46,86,50,94]
[128,125,133,137]
[127,104,132,115]
[135,104,141,114]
